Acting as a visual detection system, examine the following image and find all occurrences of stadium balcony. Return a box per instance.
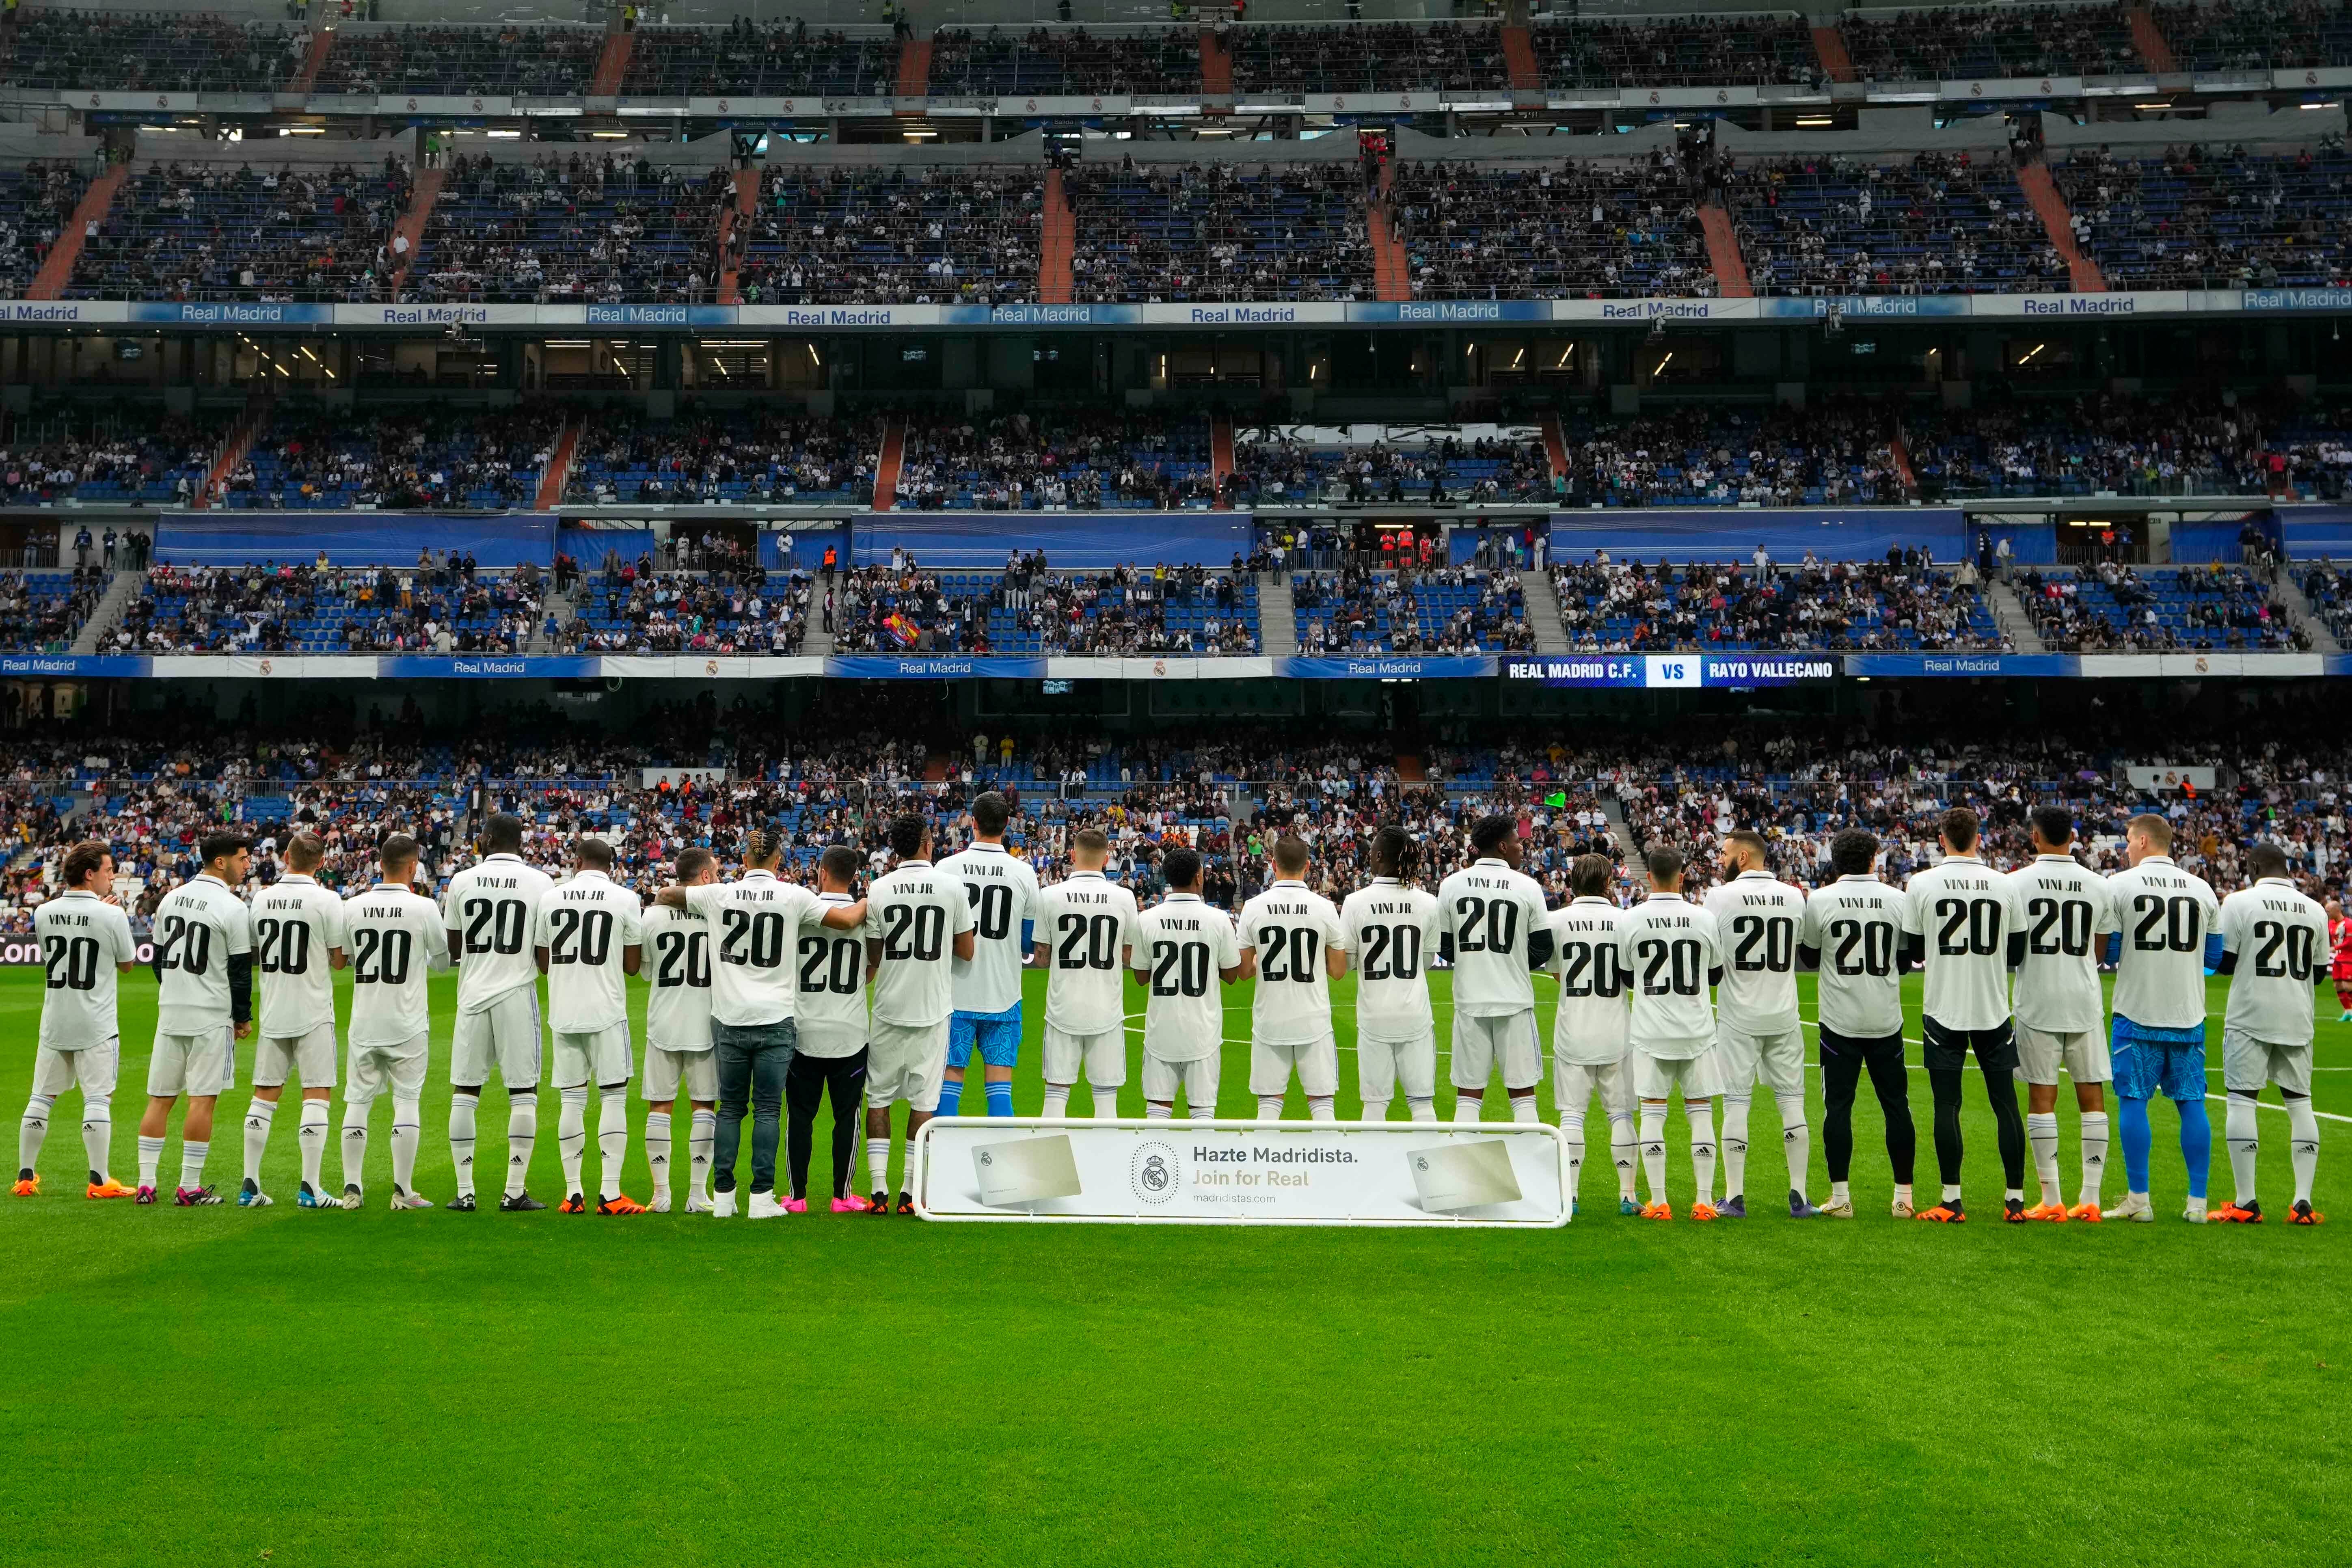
[108,562,544,654]
[217,406,563,512]
[735,165,1042,308]
[2150,0,2352,70]
[927,26,1203,95]
[1391,158,1717,300]
[1555,406,1907,507]
[1291,568,1536,654]
[1899,399,2298,499]
[889,413,1216,512]
[2,403,221,507]
[1530,13,1823,88]
[309,22,604,97]
[1724,153,2065,297]
[1837,3,2142,80]
[1,9,302,94]
[620,22,899,97]
[0,162,89,300]
[1550,556,2004,651]
[562,569,813,656]
[65,159,409,305]
[408,153,730,306]
[2017,563,2309,651]
[0,567,107,652]
[836,563,1261,656]
[2055,146,2352,291]
[563,409,884,507]
[1231,426,1553,509]
[1066,162,1372,303]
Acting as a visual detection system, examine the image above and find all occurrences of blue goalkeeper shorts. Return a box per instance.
[2110,1017,2207,1103]
[948,1004,1023,1070]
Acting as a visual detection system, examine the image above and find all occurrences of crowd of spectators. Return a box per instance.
[1067,162,1372,303]
[890,412,1215,511]
[832,554,1259,657]
[1231,427,1553,508]
[410,152,728,305]
[0,161,89,300]
[2056,143,2352,291]
[928,26,1201,95]
[2017,560,2310,651]
[1227,21,1508,94]
[219,406,561,511]
[1392,158,1718,300]
[3,9,302,93]
[311,22,601,97]
[108,555,544,655]
[1839,2,2143,81]
[565,409,883,506]
[2151,0,2352,71]
[1532,14,1822,88]
[68,158,412,305]
[1549,549,2004,652]
[1293,564,1535,654]
[559,560,814,657]
[735,164,1040,307]
[1901,395,2307,499]
[2297,560,2352,642]
[0,566,105,652]
[0,405,220,506]
[621,20,898,97]
[1726,151,2066,296]
[1557,405,1908,507]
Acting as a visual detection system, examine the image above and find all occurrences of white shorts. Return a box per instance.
[2016,1024,2113,1086]
[1043,1023,1126,1089]
[868,1018,950,1113]
[348,1036,429,1106]
[1451,1009,1543,1092]
[451,988,543,1091]
[147,1026,235,1098]
[1713,1024,1807,1098]
[1250,1034,1337,1097]
[553,1025,634,1089]
[32,1040,118,1101]
[1358,1029,1436,1103]
[643,1044,718,1104]
[1633,1048,1723,1102]
[253,1024,338,1090]
[1554,1056,1633,1121]
[2223,1028,2313,1098]
[1143,1053,1219,1109]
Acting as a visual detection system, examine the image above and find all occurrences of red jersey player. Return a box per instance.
[2330,898,2352,1023]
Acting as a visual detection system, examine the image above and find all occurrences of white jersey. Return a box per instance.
[1133,894,1242,1063]
[794,892,870,1045]
[640,902,714,1052]
[2107,856,2222,1030]
[1240,879,1348,1047]
[1702,869,1806,1035]
[442,853,554,1013]
[938,841,1039,1016]
[153,874,252,1035]
[252,875,345,1039]
[532,869,644,1034]
[683,870,826,1028]
[2006,855,2117,1032]
[344,883,451,1047]
[1035,871,1140,1035]
[2219,878,2328,1047]
[1904,856,2024,1032]
[1615,893,1719,1057]
[34,890,136,1051]
[1546,897,1630,1066]
[865,860,977,1028]
[1340,879,1438,1044]
[1432,858,1551,1017]
[1801,876,1911,1039]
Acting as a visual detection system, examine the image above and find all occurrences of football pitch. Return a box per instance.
[2,966,2346,1568]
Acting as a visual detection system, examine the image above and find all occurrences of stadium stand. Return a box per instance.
[1391,158,1716,300]
[563,409,883,506]
[2151,0,2352,71]
[734,164,1042,307]
[1227,21,1510,94]
[2055,145,2352,291]
[66,158,409,304]
[833,559,1261,655]
[1,404,221,507]
[2297,561,2352,641]
[0,9,302,93]
[562,566,815,656]
[0,162,89,300]
[1066,162,1373,303]
[1548,553,2004,651]
[2017,562,2310,650]
[111,560,544,654]
[1723,152,2066,296]
[1231,426,1553,508]
[1837,2,2144,80]
[927,26,1203,95]
[889,413,1217,511]
[1553,406,1909,507]
[1530,13,1823,87]
[1291,567,1536,653]
[217,406,562,511]
[408,153,730,305]
[309,22,603,97]
[619,21,900,96]
[0,567,107,652]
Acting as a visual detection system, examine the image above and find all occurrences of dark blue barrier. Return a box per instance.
[851,512,1251,568]
[156,513,558,568]
[1549,508,1968,563]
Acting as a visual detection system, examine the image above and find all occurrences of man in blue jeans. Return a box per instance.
[655,825,865,1218]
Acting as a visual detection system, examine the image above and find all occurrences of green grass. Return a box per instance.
[2,965,2346,1567]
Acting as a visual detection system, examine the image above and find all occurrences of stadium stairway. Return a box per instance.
[1887,431,1919,496]
[1698,205,1751,298]
[1520,573,1572,653]
[590,25,633,97]
[388,166,445,299]
[71,570,145,655]
[1211,415,1235,508]
[2016,160,2106,293]
[2128,5,2179,71]
[289,25,336,94]
[1199,26,1233,96]
[873,418,908,512]
[1039,169,1075,304]
[2276,573,2345,653]
[717,166,758,305]
[896,35,932,97]
[1599,797,1642,860]
[27,162,127,301]
[194,393,271,510]
[528,589,573,655]
[1988,580,2048,652]
[1539,410,1570,482]
[1810,26,1857,82]
[1259,573,1299,657]
[1500,24,1540,92]
[536,415,582,511]
[1369,160,1410,304]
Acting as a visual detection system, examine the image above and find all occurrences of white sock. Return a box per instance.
[1509,1094,1539,1124]
[137,1133,164,1188]
[1041,1084,1071,1119]
[1361,1097,1390,1124]
[340,1105,369,1193]
[179,1139,209,1192]
[866,1136,891,1195]
[1687,1104,1717,1207]
[1719,1095,1749,1201]
[1895,1182,1915,1209]
[242,1097,277,1187]
[558,1087,590,1199]
[1638,1104,1667,1202]
[689,1108,715,1197]
[1453,1095,1481,1124]
[2027,1111,2062,1205]
[1777,1093,1810,1202]
[1147,1102,1173,1120]
[390,1099,421,1194]
[2289,1097,2320,1206]
[1942,1183,1963,1203]
[298,1099,328,1194]
[1408,1096,1437,1123]
[1609,1115,1637,1200]
[1187,1101,1215,1122]
[1092,1084,1120,1120]
[1307,1095,1335,1122]
[2225,1096,2259,1207]
[1256,1095,1284,1119]
[448,1094,478,1198]
[644,1110,673,1200]
[1562,1112,1587,1197]
[2078,1110,2109,1205]
[597,1092,629,1199]
[1831,1179,1851,1203]
[81,1100,112,1184]
[19,1094,51,1175]
[505,1096,537,1198]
